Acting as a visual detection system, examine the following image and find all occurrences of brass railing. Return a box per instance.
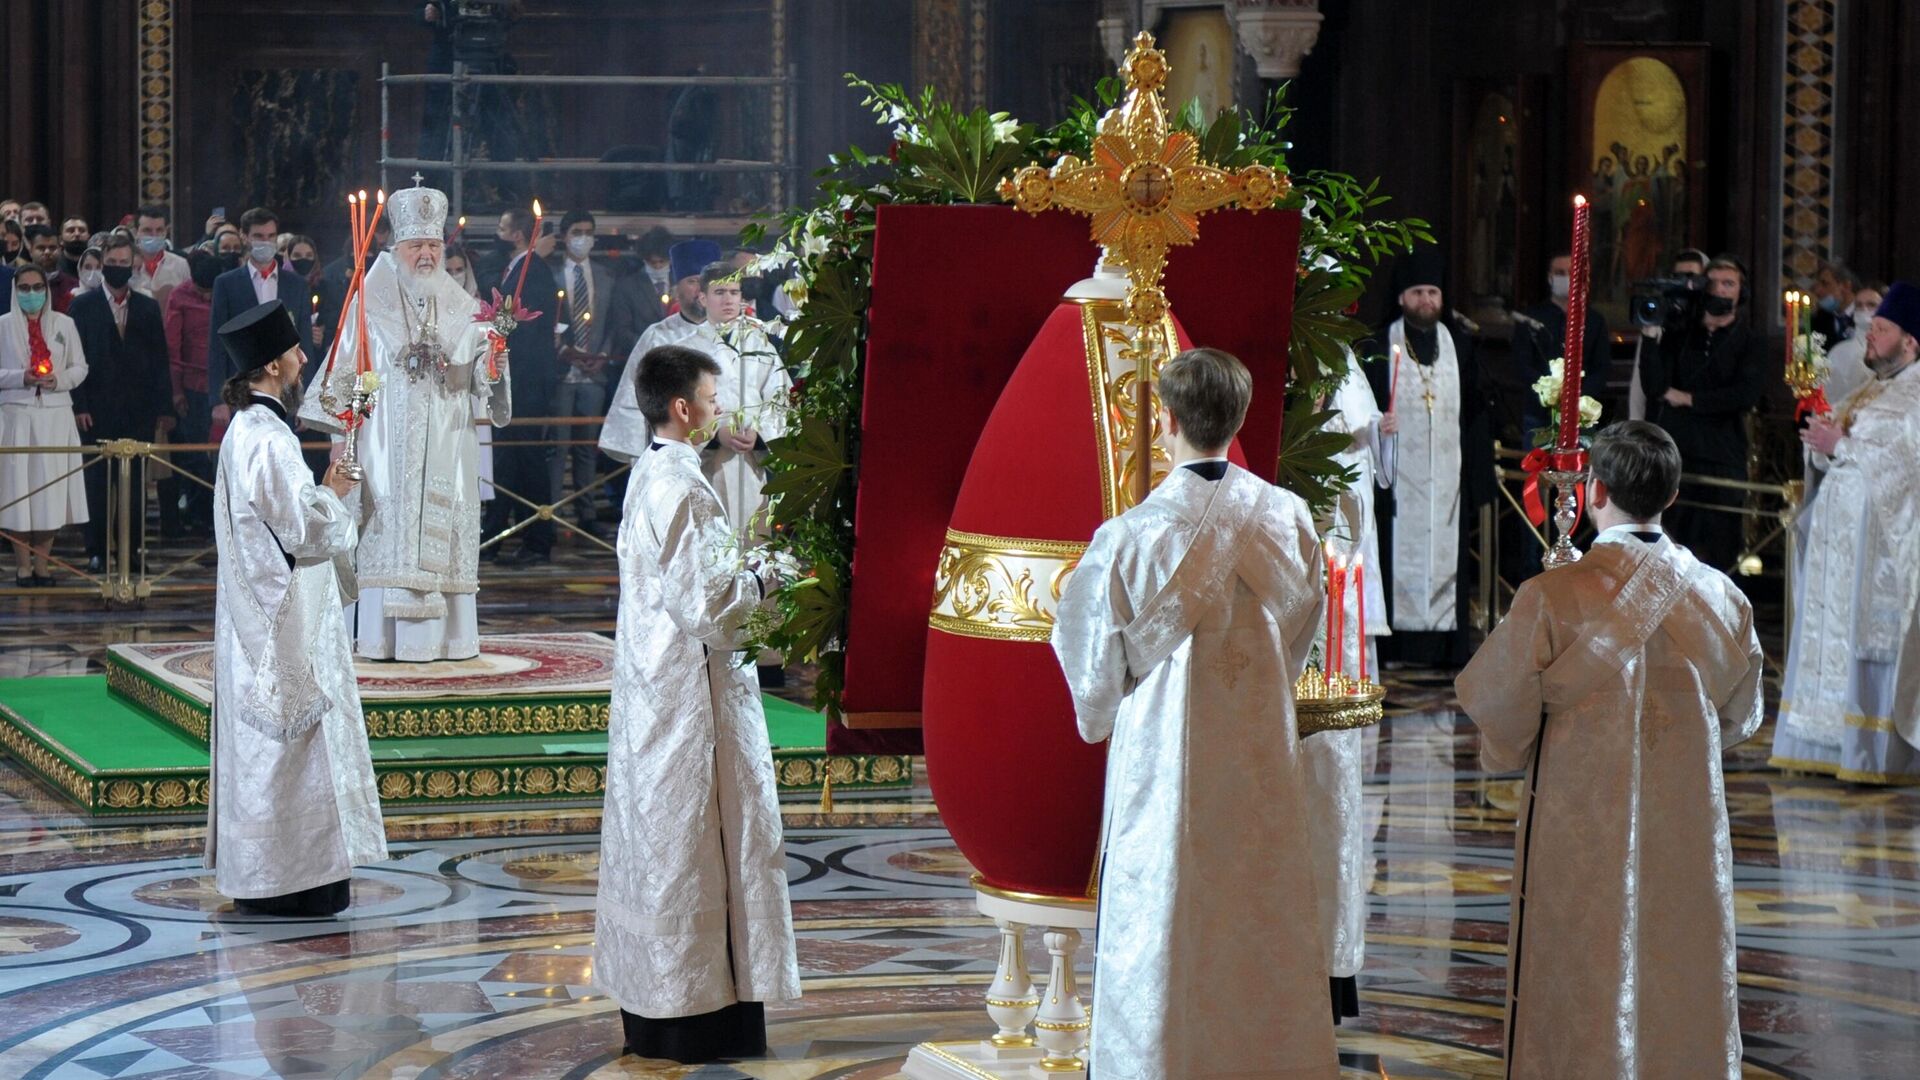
[0,416,627,604]
[1481,444,1803,647]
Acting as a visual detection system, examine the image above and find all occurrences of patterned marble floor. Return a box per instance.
[2,574,1918,1076]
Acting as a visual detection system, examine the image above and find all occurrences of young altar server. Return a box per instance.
[593,344,800,1063]
[1053,347,1339,1078]
[1456,420,1764,1079]
[206,300,387,917]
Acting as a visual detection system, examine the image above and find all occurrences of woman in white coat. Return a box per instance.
[0,265,89,585]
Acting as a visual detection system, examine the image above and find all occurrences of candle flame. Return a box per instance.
[1573,194,1588,207]
[532,198,543,217]
[347,193,358,206]
[358,189,368,201]
[458,216,466,227]
[376,189,387,205]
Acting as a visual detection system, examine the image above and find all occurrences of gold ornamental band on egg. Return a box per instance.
[928,529,1089,643]
[1079,299,1181,519]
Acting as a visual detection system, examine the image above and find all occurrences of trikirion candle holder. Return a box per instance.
[1293,665,1385,737]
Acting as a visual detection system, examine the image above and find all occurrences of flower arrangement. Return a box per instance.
[1530,357,1603,447]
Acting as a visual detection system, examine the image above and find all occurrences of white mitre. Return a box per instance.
[388,183,449,243]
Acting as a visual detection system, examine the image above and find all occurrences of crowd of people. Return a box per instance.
[0,195,787,584]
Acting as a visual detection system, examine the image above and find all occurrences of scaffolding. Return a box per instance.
[378,63,801,232]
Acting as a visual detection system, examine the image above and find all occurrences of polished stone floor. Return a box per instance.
[1,578,1917,1077]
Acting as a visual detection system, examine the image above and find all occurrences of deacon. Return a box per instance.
[1309,351,1389,1022]
[1774,282,1920,782]
[207,300,388,916]
[1456,421,1763,1079]
[1364,248,1495,667]
[300,181,507,662]
[593,344,800,1062]
[1053,347,1338,1077]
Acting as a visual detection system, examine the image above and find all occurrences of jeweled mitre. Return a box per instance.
[389,185,449,243]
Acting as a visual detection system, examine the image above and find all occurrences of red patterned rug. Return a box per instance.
[107,633,615,706]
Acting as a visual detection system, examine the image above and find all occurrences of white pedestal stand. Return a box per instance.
[903,878,1097,1079]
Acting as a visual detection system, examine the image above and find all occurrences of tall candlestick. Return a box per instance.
[1325,543,1337,672]
[1354,555,1367,684]
[1558,195,1591,450]
[512,198,542,305]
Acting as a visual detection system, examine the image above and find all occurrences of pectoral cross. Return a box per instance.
[1000,31,1288,508]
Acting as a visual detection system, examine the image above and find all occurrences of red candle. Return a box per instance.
[355,191,386,375]
[1325,543,1337,672]
[1558,195,1591,450]
[1354,555,1367,684]
[512,198,542,306]
[321,193,362,382]
[1332,558,1346,678]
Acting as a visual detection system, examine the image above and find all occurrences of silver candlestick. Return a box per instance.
[340,384,374,481]
[1542,468,1587,569]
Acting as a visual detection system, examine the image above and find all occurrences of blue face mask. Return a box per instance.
[1817,294,1840,313]
[16,291,46,315]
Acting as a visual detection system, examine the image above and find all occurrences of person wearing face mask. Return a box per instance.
[1,220,23,269]
[23,226,70,314]
[206,299,386,917]
[1811,260,1863,347]
[209,224,247,269]
[0,265,91,585]
[161,250,224,537]
[73,247,105,299]
[550,209,615,539]
[131,204,190,310]
[1639,255,1767,572]
[57,217,90,278]
[208,208,317,438]
[279,234,325,347]
[483,205,557,567]
[1510,251,1612,441]
[67,232,176,572]
[1821,278,1887,408]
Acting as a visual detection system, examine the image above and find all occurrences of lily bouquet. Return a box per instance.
[1530,357,1603,447]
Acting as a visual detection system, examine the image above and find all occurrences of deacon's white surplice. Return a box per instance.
[300,253,506,662]
[207,397,388,898]
[1456,530,1763,1080]
[1385,317,1461,631]
[1305,360,1390,979]
[1774,360,1920,781]
[1053,465,1337,1080]
[601,315,791,537]
[592,439,801,1019]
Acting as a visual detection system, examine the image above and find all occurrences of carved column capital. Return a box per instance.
[1230,1,1325,81]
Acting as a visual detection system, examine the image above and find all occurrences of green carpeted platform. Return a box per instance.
[0,676,910,817]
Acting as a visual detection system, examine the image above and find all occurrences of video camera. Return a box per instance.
[1629,274,1704,329]
[448,0,515,68]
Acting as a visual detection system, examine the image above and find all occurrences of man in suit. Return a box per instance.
[551,209,617,539]
[208,207,318,474]
[487,205,559,565]
[69,233,176,571]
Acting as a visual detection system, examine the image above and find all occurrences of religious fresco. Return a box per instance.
[1463,93,1520,320]
[1582,53,1698,326]
[1160,9,1236,118]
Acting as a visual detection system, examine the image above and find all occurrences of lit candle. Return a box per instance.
[513,198,542,305]
[322,192,363,380]
[1354,555,1367,684]
[355,190,386,375]
[1325,542,1337,672]
[1558,195,1591,451]
[1387,344,1401,416]
[451,215,466,246]
[1332,556,1346,678]
[1783,290,1794,378]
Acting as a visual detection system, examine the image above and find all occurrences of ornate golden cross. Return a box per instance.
[1001,32,1288,505]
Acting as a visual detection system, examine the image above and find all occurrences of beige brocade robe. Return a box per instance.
[1053,465,1337,1080]
[1455,534,1764,1080]
[592,439,801,1018]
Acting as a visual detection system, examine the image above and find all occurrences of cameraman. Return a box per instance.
[1640,254,1767,572]
[1629,248,1708,418]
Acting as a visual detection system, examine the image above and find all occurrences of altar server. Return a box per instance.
[206,300,387,917]
[1457,420,1763,1079]
[1054,347,1338,1078]
[593,344,800,1063]
[1774,282,1920,782]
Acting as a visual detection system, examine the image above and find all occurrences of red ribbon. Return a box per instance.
[1520,448,1589,527]
[1795,387,1831,422]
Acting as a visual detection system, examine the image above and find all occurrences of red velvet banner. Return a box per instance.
[840,205,1302,727]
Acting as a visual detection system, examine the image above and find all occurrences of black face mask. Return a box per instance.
[290,258,316,277]
[101,264,134,289]
[220,252,243,271]
[190,263,220,289]
[62,239,87,259]
[495,236,517,255]
[1703,295,1736,318]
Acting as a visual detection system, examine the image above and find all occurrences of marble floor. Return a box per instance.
[1,582,1917,1077]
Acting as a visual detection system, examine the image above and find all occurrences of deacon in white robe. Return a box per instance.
[594,345,799,1063]
[1054,347,1336,1079]
[603,293,791,537]
[301,184,506,662]
[1775,286,1920,783]
[1304,357,1390,1018]
[1457,421,1764,1080]
[207,300,388,916]
[1364,251,1495,667]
